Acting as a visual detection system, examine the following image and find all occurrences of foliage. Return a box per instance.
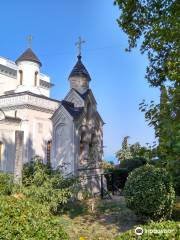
[115,220,180,240]
[105,168,128,190]
[101,159,115,171]
[168,160,180,196]
[116,137,156,163]
[115,0,180,194]
[0,196,68,240]
[114,0,179,87]
[120,157,147,172]
[140,86,180,194]
[124,164,175,220]
[140,85,180,162]
[22,160,78,214]
[0,172,13,195]
[116,136,132,161]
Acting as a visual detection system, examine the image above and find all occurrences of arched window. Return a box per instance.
[19,70,23,85]
[34,71,38,86]
[47,140,52,167]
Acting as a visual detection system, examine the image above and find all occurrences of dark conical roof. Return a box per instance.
[69,55,91,81]
[15,48,42,66]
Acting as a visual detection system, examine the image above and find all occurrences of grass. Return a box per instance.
[57,196,143,240]
[56,196,180,240]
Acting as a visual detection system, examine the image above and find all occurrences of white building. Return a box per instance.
[0,47,104,193]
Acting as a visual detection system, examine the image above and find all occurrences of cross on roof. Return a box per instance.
[75,37,85,56]
[27,35,33,48]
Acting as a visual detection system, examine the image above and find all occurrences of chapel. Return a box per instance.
[0,41,104,193]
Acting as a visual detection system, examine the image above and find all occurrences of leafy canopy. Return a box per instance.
[114,0,180,86]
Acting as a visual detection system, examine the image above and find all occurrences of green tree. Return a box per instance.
[114,0,180,160]
[114,0,180,193]
[114,0,180,86]
[116,136,132,162]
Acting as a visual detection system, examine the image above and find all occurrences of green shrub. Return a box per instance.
[0,172,13,195]
[169,160,180,196]
[22,158,50,186]
[22,161,78,214]
[0,196,68,239]
[120,157,147,172]
[124,164,175,220]
[115,220,180,240]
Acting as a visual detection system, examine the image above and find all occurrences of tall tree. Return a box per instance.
[115,0,180,193]
[114,0,180,87]
[115,0,180,162]
[116,136,132,162]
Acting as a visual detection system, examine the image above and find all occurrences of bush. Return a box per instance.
[0,172,13,195]
[0,196,68,239]
[115,220,180,240]
[120,157,147,172]
[124,164,175,220]
[105,168,128,190]
[22,160,78,214]
[169,160,180,196]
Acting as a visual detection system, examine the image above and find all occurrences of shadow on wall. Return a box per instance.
[0,133,36,173]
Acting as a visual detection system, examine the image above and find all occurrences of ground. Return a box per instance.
[57,196,180,240]
[58,196,144,240]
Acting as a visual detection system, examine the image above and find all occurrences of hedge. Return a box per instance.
[0,196,68,240]
[115,220,180,240]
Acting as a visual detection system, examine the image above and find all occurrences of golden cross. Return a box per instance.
[27,35,33,48]
[75,36,85,56]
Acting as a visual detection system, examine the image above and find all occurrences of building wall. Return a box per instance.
[0,121,20,172]
[0,107,54,171]
[0,57,52,97]
[0,68,18,96]
[51,107,75,176]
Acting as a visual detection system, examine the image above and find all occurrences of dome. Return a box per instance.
[69,55,91,81]
[15,48,42,67]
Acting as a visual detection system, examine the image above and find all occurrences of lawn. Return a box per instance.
[57,196,180,240]
[58,196,144,240]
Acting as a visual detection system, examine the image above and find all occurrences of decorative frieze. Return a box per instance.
[0,93,59,113]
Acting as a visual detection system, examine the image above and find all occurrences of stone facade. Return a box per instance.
[0,48,104,194]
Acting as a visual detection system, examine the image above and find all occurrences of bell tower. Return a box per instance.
[68,37,91,94]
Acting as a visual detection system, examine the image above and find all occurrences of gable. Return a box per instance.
[64,89,85,107]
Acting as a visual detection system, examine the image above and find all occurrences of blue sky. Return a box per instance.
[0,0,159,163]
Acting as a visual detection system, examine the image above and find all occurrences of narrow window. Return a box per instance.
[19,70,23,85]
[47,140,52,167]
[0,142,3,163]
[34,71,38,86]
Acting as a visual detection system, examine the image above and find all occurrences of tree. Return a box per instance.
[116,136,132,162]
[114,0,180,87]
[114,0,180,161]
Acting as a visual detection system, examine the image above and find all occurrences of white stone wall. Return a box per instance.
[0,121,20,172]
[0,56,52,97]
[69,76,89,94]
[0,71,18,96]
[51,107,75,176]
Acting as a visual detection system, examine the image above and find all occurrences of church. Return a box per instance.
[0,40,104,193]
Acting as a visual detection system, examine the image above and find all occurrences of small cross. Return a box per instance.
[75,36,85,56]
[27,35,33,48]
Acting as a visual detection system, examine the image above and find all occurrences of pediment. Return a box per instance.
[64,89,85,107]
